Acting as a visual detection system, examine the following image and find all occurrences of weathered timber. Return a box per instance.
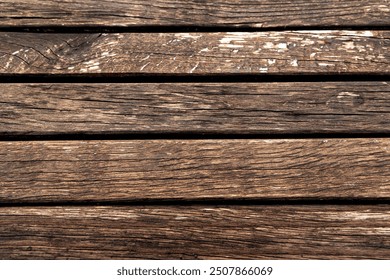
[1,139,390,203]
[1,205,390,259]
[0,0,389,28]
[1,31,389,75]
[1,82,390,135]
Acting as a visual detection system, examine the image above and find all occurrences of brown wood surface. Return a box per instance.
[1,205,389,259]
[1,82,390,135]
[1,139,390,203]
[1,31,389,75]
[0,0,389,28]
[1,0,390,261]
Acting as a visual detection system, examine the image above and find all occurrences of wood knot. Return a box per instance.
[326,92,365,109]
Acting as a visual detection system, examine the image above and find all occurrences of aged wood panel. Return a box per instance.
[1,82,390,135]
[0,0,389,28]
[1,205,389,259]
[1,139,390,203]
[1,31,389,75]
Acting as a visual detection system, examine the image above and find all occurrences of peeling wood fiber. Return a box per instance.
[1,31,389,75]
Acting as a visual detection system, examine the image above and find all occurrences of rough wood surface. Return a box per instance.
[1,31,389,75]
[2,139,390,203]
[1,82,390,135]
[1,205,390,259]
[0,0,389,28]
[1,0,389,262]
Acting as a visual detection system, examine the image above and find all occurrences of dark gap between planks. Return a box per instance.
[3,132,390,142]
[1,198,390,208]
[0,74,389,83]
[0,25,390,33]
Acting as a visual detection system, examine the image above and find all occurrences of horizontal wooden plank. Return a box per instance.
[1,205,389,259]
[1,82,390,135]
[0,1,389,28]
[1,139,390,203]
[1,31,389,75]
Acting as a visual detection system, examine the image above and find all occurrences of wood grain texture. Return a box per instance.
[0,0,389,28]
[1,82,390,135]
[1,139,390,203]
[1,31,389,75]
[1,205,390,259]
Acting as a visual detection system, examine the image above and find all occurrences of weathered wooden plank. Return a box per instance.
[1,31,389,75]
[1,82,390,135]
[1,139,390,203]
[1,205,389,259]
[0,0,389,28]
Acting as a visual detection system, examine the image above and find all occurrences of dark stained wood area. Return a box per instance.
[1,31,389,75]
[1,139,390,203]
[0,0,390,260]
[1,82,390,135]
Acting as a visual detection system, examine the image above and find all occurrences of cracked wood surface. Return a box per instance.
[1,139,390,203]
[1,31,389,75]
[0,0,389,28]
[1,205,390,259]
[1,82,390,135]
[1,0,390,261]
